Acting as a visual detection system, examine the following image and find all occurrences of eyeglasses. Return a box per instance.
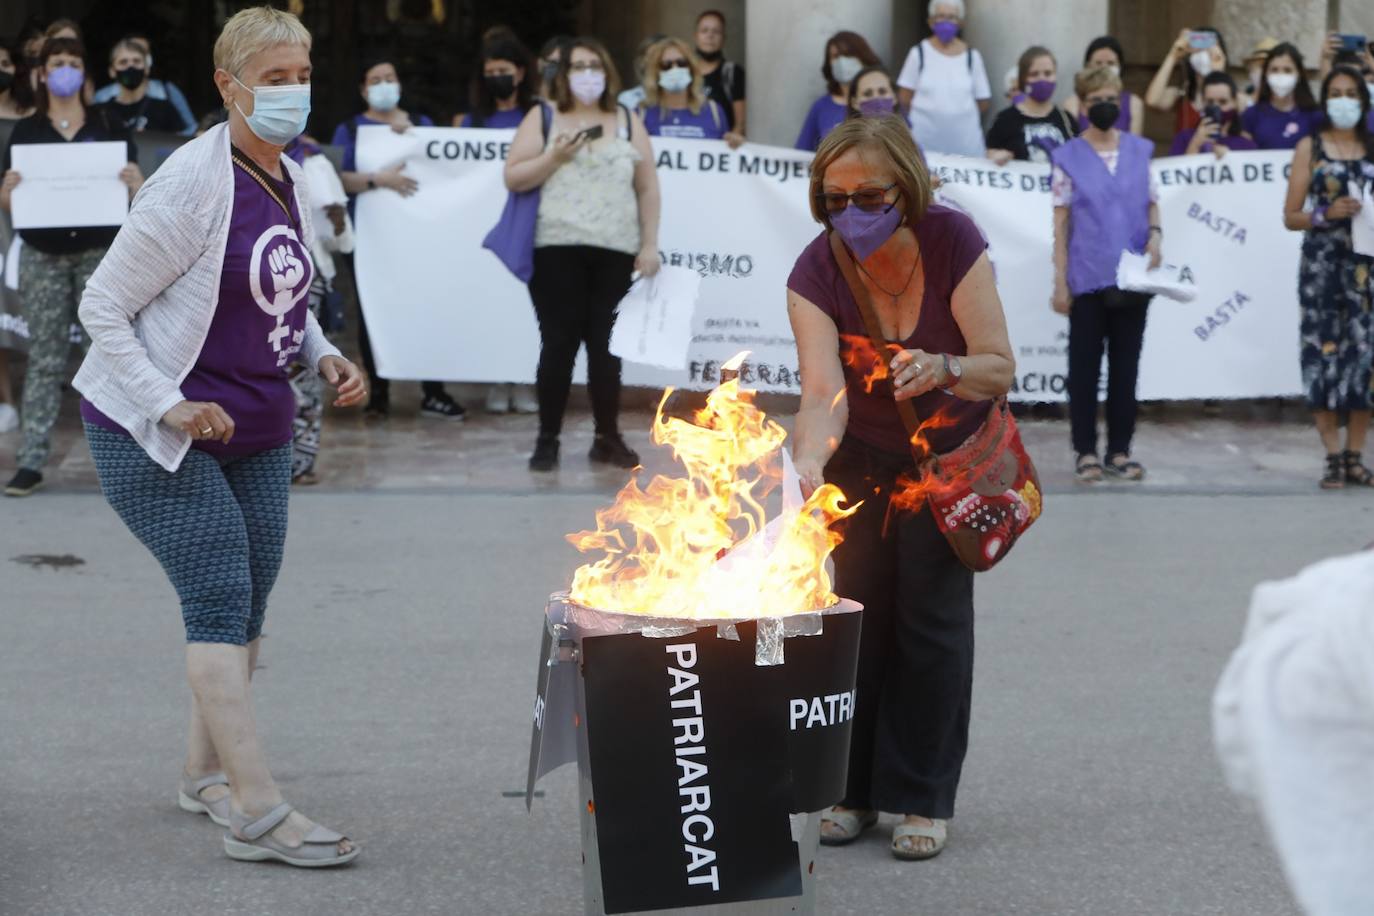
[569,61,604,73]
[816,183,896,214]
[660,59,690,71]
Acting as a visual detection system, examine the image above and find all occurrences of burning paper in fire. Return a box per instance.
[566,355,858,621]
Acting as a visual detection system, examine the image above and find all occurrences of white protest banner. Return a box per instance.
[10,141,128,230]
[353,127,1306,402]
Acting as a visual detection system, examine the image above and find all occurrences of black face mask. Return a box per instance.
[696,48,723,63]
[116,66,146,89]
[484,73,517,100]
[1087,100,1120,130]
[0,70,14,92]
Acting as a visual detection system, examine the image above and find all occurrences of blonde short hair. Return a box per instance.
[641,37,707,115]
[1075,65,1122,100]
[214,6,311,77]
[810,116,933,227]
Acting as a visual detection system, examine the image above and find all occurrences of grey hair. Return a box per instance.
[213,5,311,77]
[929,0,965,18]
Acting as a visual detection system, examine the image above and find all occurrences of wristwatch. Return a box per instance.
[940,353,963,388]
[367,174,377,190]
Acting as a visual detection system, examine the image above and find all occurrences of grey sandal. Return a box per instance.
[819,807,878,846]
[891,818,947,861]
[177,772,231,827]
[224,802,360,868]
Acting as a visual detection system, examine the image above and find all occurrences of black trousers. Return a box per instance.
[528,245,635,438]
[345,253,445,399]
[1067,289,1149,458]
[824,436,975,818]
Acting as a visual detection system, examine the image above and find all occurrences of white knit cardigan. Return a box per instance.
[74,123,342,471]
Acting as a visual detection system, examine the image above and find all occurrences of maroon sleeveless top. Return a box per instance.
[787,204,992,457]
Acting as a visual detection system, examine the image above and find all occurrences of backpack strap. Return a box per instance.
[618,102,633,141]
[966,48,973,71]
[720,60,736,104]
[827,231,929,463]
[917,42,924,76]
[708,100,722,132]
[539,101,552,141]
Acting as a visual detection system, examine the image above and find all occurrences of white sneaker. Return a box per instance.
[485,383,512,414]
[0,403,17,433]
[511,385,539,415]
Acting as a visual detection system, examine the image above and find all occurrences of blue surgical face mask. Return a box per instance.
[233,75,311,145]
[1327,96,1363,130]
[366,80,401,111]
[831,196,903,262]
[657,66,692,93]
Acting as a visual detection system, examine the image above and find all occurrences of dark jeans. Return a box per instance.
[528,245,635,439]
[824,436,975,817]
[346,253,445,400]
[1068,288,1149,458]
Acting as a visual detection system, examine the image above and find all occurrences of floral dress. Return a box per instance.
[1299,133,1374,411]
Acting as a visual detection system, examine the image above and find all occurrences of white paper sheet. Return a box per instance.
[609,264,701,369]
[1116,250,1198,303]
[9,142,128,230]
[1351,188,1374,259]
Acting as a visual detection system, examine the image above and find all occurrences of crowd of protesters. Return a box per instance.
[2,4,1374,492]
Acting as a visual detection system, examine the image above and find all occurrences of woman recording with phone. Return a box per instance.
[504,37,661,473]
[1145,26,1229,132]
[1169,72,1256,158]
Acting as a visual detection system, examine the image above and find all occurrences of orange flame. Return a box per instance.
[567,376,859,618]
[838,334,890,395]
[886,411,962,520]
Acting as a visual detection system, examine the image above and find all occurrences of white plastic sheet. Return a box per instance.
[1213,551,1374,915]
[1116,251,1197,303]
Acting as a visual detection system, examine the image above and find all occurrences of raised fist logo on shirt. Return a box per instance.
[267,243,304,312]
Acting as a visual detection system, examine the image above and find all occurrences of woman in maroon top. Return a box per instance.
[788,116,1014,861]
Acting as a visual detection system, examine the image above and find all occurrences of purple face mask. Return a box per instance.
[931,20,960,44]
[46,64,84,98]
[831,197,902,262]
[858,96,896,117]
[1026,79,1056,103]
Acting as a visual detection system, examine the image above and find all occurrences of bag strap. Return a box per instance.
[827,231,928,462]
[539,101,552,141]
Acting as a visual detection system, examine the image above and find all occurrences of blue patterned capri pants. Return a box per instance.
[85,425,292,645]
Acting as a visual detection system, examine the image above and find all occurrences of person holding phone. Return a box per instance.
[1241,42,1323,150]
[1170,72,1256,158]
[1282,67,1374,488]
[1051,65,1161,484]
[1146,26,1230,132]
[504,37,661,472]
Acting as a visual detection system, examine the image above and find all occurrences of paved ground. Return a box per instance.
[4,389,1370,915]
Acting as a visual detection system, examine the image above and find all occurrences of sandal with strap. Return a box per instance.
[177,772,231,827]
[892,818,948,861]
[1322,452,1345,489]
[1343,450,1374,486]
[1104,453,1145,481]
[224,802,360,868]
[819,807,878,846]
[1075,453,1103,484]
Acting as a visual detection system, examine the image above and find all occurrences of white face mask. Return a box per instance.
[1105,64,1121,79]
[831,55,863,86]
[1190,50,1213,77]
[1266,73,1298,99]
[366,81,400,111]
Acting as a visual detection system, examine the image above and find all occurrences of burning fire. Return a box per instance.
[567,366,858,619]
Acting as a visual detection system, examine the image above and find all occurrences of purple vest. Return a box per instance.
[1052,133,1153,296]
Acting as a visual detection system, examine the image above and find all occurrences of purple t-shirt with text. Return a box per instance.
[786,205,992,456]
[82,155,313,457]
[1167,128,1259,156]
[642,102,726,140]
[459,107,526,129]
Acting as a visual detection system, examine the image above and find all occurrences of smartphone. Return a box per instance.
[1336,33,1367,54]
[573,124,604,143]
[1188,30,1218,50]
[1202,103,1224,125]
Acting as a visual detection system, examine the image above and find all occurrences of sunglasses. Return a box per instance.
[816,183,896,214]
[660,59,690,70]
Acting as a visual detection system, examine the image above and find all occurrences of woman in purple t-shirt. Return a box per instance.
[796,31,882,151]
[1240,42,1323,150]
[74,7,365,868]
[638,36,734,145]
[788,116,1014,861]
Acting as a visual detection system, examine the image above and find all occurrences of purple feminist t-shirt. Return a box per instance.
[81,152,313,457]
[642,102,726,140]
